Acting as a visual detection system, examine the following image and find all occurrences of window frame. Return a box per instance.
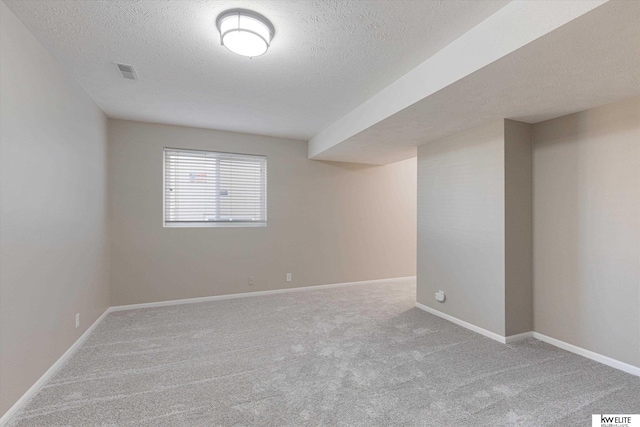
[162,147,267,228]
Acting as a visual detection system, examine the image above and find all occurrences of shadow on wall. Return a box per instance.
[315,160,382,171]
[534,105,640,144]
[532,96,640,367]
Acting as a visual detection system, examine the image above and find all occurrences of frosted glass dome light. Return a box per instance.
[216,9,275,58]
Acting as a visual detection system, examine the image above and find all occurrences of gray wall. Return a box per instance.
[0,2,110,416]
[108,119,417,306]
[417,98,639,364]
[533,96,640,367]
[417,121,507,335]
[417,119,533,337]
[504,120,533,336]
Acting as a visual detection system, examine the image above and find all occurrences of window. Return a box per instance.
[164,148,267,227]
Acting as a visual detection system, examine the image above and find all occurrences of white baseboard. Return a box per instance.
[0,276,415,424]
[415,302,509,344]
[4,277,636,425]
[0,308,110,426]
[505,331,534,344]
[110,276,417,312]
[413,302,639,377]
[532,332,640,377]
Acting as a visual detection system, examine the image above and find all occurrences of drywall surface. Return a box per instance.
[504,120,533,336]
[533,96,640,367]
[309,0,623,163]
[3,0,508,141]
[0,1,109,416]
[108,119,416,305]
[417,121,506,336]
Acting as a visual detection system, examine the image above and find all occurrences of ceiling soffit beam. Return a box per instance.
[307,0,608,160]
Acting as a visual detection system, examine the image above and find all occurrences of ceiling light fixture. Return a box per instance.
[216,9,275,58]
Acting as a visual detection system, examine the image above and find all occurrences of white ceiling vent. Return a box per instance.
[115,62,137,80]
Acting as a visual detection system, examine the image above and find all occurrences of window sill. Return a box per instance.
[164,222,266,228]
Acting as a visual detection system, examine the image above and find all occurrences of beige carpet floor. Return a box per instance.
[6,281,640,426]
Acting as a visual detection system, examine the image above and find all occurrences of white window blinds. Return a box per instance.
[164,148,267,227]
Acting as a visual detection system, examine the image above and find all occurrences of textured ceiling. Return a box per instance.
[4,0,508,140]
[311,0,640,164]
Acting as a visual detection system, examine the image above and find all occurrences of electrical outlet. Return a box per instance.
[286,273,292,282]
[75,313,80,328]
[248,276,255,286]
[435,291,446,303]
